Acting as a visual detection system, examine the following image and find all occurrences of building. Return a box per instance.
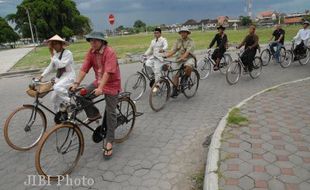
[284,13,308,25]
[182,19,199,30]
[217,16,229,27]
[256,10,278,26]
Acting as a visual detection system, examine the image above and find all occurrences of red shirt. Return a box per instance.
[81,46,121,95]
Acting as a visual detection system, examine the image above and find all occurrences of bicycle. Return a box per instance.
[149,60,200,112]
[226,49,263,85]
[3,78,55,151]
[124,56,155,101]
[196,49,233,79]
[282,40,310,68]
[35,88,141,180]
[260,42,286,66]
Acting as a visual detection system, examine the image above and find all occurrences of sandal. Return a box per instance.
[103,142,113,160]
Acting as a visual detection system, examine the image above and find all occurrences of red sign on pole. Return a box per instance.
[109,14,115,25]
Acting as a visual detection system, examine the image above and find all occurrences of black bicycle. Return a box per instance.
[35,88,141,180]
[282,40,310,68]
[197,49,232,79]
[3,78,56,151]
[226,49,263,85]
[124,56,155,101]
[149,60,200,112]
[260,42,286,66]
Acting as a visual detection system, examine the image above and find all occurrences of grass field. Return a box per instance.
[14,25,300,70]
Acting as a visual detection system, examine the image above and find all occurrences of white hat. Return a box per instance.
[47,34,69,45]
[179,26,191,34]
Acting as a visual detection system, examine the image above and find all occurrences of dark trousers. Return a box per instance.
[241,48,257,71]
[78,83,118,142]
[294,42,306,56]
[212,48,226,61]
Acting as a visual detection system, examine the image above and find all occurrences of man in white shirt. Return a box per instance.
[144,28,168,86]
[293,21,310,59]
[39,35,76,112]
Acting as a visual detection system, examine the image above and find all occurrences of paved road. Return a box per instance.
[0,47,34,74]
[219,79,310,190]
[0,56,310,190]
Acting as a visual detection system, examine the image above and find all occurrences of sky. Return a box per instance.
[0,0,309,31]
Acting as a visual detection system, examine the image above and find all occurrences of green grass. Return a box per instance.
[13,25,300,70]
[191,168,205,190]
[227,108,248,126]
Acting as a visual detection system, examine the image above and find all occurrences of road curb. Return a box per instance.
[203,76,310,190]
[0,69,42,78]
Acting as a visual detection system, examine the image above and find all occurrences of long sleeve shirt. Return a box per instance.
[42,49,75,80]
[145,36,168,61]
[240,34,259,50]
[209,33,228,49]
[293,28,310,46]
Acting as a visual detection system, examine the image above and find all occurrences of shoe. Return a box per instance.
[84,114,102,123]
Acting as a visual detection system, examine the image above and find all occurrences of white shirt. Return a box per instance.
[293,28,310,46]
[145,36,168,61]
[42,49,76,80]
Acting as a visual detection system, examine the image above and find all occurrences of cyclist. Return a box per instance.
[70,31,121,159]
[208,25,228,71]
[269,24,285,63]
[293,21,310,60]
[165,26,196,98]
[237,25,259,73]
[38,35,75,112]
[144,27,168,92]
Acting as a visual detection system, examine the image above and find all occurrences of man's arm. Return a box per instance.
[209,35,217,48]
[249,35,259,49]
[237,36,246,49]
[277,34,284,42]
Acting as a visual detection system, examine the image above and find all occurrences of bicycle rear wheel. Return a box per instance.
[250,56,263,79]
[197,58,211,79]
[182,69,199,98]
[226,61,241,85]
[219,54,232,74]
[149,79,170,112]
[281,50,293,68]
[298,48,310,65]
[124,72,146,101]
[260,49,271,66]
[114,96,136,143]
[4,105,47,151]
[278,47,286,63]
[35,124,84,180]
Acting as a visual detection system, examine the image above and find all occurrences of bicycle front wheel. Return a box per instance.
[281,50,293,68]
[260,49,271,66]
[250,56,263,79]
[226,61,241,85]
[278,47,286,63]
[4,105,47,151]
[182,69,200,98]
[197,58,211,80]
[124,72,146,101]
[149,79,170,112]
[35,124,84,180]
[114,96,136,143]
[298,48,310,65]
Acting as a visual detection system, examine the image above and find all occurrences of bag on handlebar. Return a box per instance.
[26,82,53,98]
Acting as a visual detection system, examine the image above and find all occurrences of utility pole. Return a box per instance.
[25,7,35,44]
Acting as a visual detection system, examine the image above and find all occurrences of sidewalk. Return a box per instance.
[0,47,34,74]
[217,79,310,190]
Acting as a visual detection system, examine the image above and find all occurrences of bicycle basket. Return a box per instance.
[26,82,53,98]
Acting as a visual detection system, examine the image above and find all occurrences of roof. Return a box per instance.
[183,19,198,26]
[217,16,229,24]
[258,11,274,17]
[284,17,303,24]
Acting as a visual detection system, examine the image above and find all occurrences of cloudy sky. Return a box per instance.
[0,0,309,30]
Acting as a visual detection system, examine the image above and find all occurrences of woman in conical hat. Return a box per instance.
[38,34,76,112]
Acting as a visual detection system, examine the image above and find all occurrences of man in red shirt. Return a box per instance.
[71,31,121,159]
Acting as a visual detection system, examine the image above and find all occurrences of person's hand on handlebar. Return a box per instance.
[92,88,103,96]
[70,82,80,92]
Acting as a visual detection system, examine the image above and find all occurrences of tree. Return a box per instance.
[239,16,252,26]
[6,0,91,40]
[0,17,19,44]
[133,20,146,29]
